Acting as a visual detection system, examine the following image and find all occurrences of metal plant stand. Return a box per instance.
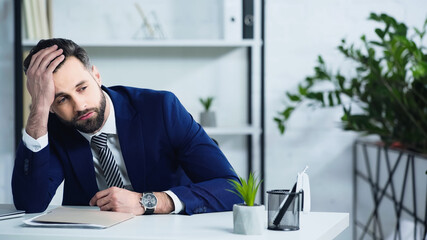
[353,140,427,240]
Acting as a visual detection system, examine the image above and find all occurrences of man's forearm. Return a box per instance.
[25,104,50,139]
[154,192,174,214]
[90,188,175,215]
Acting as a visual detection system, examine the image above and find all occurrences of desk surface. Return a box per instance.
[0,207,348,240]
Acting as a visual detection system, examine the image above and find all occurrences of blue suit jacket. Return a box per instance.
[12,86,241,214]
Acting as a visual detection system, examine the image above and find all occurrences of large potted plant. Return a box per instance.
[274,13,427,154]
[274,13,427,239]
[228,172,264,235]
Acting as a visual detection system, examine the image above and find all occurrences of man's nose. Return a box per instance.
[73,97,87,112]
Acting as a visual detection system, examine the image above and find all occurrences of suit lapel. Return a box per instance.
[104,87,147,193]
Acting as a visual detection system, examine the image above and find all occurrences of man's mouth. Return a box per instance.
[78,112,94,121]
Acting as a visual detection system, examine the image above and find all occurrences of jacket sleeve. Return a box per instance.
[12,141,64,213]
[161,92,243,215]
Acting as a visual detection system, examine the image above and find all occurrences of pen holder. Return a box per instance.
[267,189,302,231]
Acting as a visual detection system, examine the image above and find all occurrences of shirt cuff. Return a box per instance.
[164,190,184,214]
[22,131,48,152]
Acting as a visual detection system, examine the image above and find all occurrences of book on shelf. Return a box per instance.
[21,4,27,40]
[23,0,35,40]
[22,0,51,40]
[38,0,51,38]
[31,0,42,39]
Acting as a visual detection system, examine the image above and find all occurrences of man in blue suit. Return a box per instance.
[12,38,241,215]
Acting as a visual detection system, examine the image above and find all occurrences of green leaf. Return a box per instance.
[227,171,263,206]
[306,92,325,106]
[369,13,381,21]
[318,55,324,64]
[335,91,342,104]
[298,84,308,96]
[328,92,334,106]
[278,123,285,134]
[369,41,384,47]
[286,92,301,102]
[375,28,385,39]
[336,74,346,89]
[199,97,214,111]
[281,107,295,120]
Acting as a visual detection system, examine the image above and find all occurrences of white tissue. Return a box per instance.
[297,166,311,213]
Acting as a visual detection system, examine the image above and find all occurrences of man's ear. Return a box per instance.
[91,65,102,86]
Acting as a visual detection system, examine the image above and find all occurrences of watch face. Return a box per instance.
[143,193,157,208]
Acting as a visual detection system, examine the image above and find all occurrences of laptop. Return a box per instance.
[0,204,25,220]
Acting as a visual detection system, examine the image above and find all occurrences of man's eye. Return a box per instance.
[79,86,87,92]
[57,97,66,104]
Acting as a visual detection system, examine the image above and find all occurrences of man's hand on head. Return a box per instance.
[26,44,64,109]
[25,44,65,139]
[89,187,175,215]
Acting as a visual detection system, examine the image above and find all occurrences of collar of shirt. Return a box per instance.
[78,91,117,141]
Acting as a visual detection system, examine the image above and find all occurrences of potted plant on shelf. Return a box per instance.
[228,172,264,235]
[199,96,217,127]
[274,12,427,154]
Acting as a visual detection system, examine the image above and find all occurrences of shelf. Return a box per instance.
[22,39,262,48]
[203,126,261,136]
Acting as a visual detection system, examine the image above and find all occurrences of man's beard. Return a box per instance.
[58,90,107,134]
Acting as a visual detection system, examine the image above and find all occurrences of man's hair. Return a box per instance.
[23,38,91,74]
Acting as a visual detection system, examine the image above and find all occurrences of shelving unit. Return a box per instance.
[204,126,261,136]
[14,0,266,203]
[23,39,261,48]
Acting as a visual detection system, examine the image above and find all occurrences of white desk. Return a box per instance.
[0,207,348,240]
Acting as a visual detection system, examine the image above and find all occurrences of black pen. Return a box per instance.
[273,182,297,226]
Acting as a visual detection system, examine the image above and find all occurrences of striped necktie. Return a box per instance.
[91,133,124,188]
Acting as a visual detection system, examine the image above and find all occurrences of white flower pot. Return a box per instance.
[200,111,216,127]
[233,204,265,235]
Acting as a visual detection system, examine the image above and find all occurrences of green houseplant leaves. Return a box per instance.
[199,96,214,112]
[227,172,262,206]
[275,13,427,154]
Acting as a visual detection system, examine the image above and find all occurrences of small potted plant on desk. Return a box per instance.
[199,96,216,127]
[228,172,264,235]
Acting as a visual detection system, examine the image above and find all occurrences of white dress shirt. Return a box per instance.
[22,91,183,214]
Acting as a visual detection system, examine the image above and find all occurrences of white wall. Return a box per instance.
[0,0,14,204]
[264,0,427,239]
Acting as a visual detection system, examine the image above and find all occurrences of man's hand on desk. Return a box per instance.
[89,187,175,215]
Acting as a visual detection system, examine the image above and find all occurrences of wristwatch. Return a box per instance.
[140,192,157,215]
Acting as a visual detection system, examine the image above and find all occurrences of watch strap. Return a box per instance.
[144,207,154,215]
